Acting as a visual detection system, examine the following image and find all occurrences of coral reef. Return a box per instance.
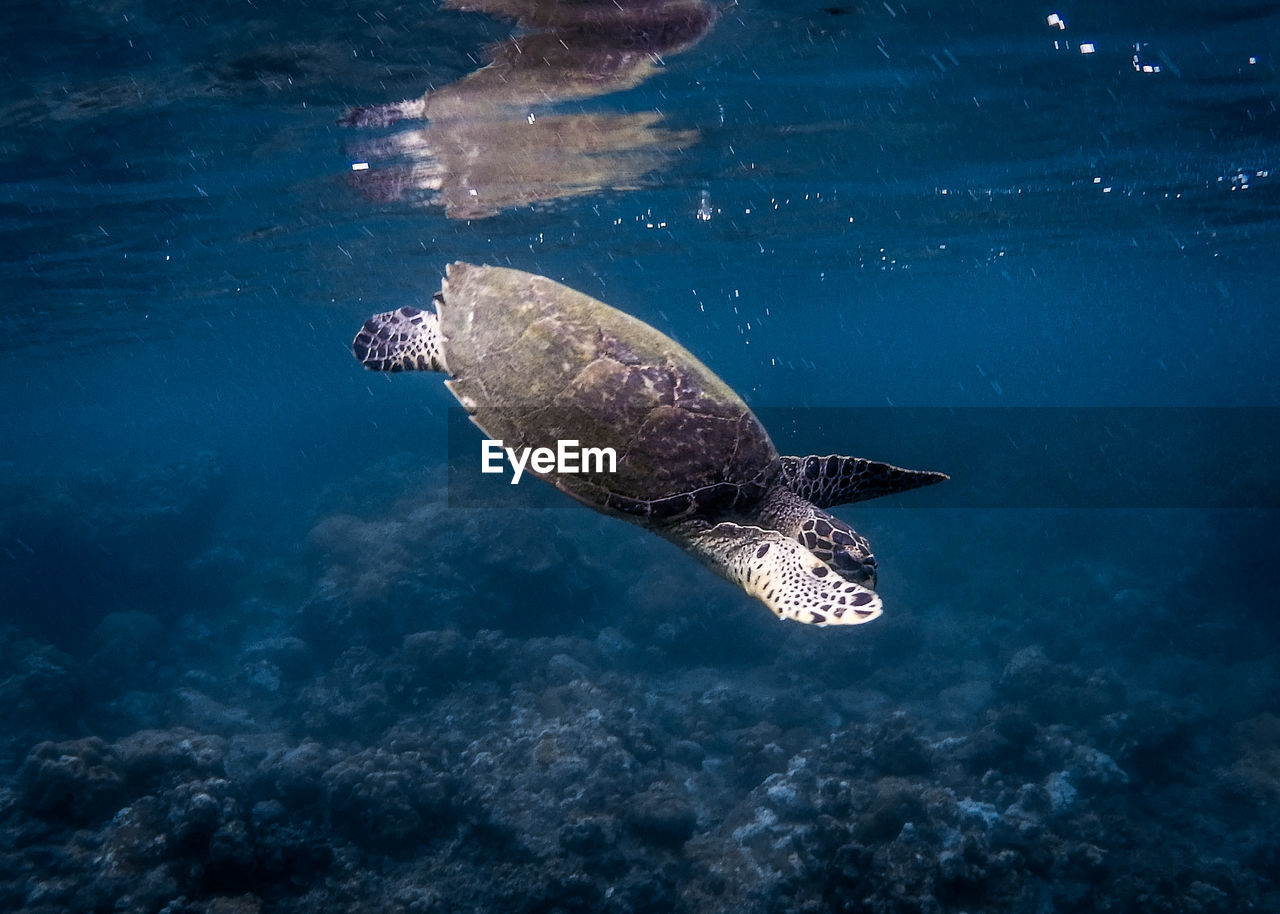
[0,459,1275,913]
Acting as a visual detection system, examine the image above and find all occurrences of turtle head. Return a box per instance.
[815,513,878,589]
[757,483,881,589]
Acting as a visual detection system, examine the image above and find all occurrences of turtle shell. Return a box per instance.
[438,262,778,522]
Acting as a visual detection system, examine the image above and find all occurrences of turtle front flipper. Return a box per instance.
[669,521,882,626]
[778,455,947,508]
[352,305,449,373]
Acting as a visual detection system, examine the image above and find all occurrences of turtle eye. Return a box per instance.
[829,547,877,587]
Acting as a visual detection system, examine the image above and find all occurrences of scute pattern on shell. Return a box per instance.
[739,535,881,625]
[437,263,778,520]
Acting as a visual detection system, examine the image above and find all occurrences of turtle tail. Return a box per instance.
[352,306,448,373]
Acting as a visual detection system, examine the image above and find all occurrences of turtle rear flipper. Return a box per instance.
[353,306,449,373]
[671,521,882,626]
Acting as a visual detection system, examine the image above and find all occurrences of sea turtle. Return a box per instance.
[352,263,946,626]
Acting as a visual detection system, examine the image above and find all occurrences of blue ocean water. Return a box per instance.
[2,1,1277,911]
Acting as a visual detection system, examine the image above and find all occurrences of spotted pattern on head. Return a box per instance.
[721,526,882,626]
